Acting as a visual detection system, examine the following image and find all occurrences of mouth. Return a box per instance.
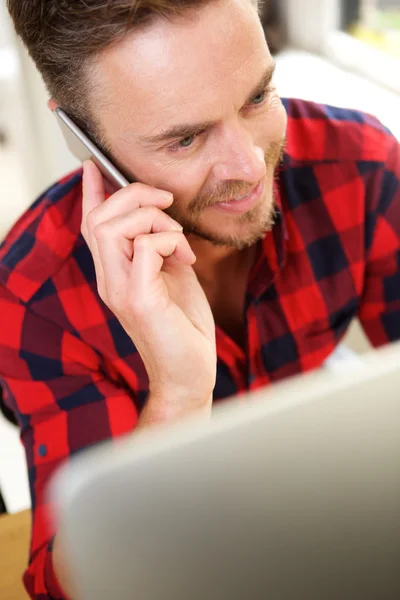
[212,180,265,214]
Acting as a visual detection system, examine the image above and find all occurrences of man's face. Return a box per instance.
[90,0,287,249]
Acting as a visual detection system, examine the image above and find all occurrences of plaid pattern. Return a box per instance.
[0,98,399,599]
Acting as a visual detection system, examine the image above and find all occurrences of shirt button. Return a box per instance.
[38,444,48,458]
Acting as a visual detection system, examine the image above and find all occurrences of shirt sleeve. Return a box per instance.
[359,131,400,346]
[0,284,139,600]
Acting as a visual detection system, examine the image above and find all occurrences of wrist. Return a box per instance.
[138,389,213,428]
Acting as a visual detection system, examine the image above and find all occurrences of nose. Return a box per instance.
[212,124,267,184]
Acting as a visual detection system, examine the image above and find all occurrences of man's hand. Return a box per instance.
[81,161,217,423]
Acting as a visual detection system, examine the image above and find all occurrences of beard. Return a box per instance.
[165,138,286,250]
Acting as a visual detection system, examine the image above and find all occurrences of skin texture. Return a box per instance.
[89,0,287,252]
[51,2,287,595]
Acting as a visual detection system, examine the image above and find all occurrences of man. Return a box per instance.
[1,0,399,598]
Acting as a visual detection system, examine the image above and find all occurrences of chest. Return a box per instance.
[205,275,249,350]
[105,243,363,404]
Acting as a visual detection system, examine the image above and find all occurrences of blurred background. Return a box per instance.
[1,0,400,514]
[1,0,399,240]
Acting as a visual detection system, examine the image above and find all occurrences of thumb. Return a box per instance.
[82,159,106,215]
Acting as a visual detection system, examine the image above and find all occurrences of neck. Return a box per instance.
[187,234,256,285]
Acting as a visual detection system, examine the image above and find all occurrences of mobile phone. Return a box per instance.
[54,107,131,189]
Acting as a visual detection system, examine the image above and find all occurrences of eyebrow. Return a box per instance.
[139,62,276,146]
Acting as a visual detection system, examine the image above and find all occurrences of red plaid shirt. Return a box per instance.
[1,99,399,599]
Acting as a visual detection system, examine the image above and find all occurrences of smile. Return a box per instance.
[213,181,265,215]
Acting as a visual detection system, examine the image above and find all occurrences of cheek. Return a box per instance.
[134,156,208,205]
[256,96,288,148]
[111,134,206,198]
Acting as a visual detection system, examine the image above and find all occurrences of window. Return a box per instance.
[343,0,400,60]
[325,0,400,93]
[284,0,400,94]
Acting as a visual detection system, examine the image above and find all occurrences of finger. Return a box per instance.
[87,234,108,302]
[81,161,108,298]
[86,184,179,301]
[96,231,195,305]
[86,182,174,231]
[94,205,183,258]
[131,232,196,295]
[81,160,106,240]
[82,161,177,304]
[103,178,120,198]
[94,209,185,305]
[95,207,183,293]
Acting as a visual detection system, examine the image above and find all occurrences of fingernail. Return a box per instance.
[162,191,174,202]
[171,222,183,232]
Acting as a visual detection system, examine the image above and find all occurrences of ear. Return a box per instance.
[47,99,59,112]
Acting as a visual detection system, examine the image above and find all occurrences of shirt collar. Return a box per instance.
[248,176,287,300]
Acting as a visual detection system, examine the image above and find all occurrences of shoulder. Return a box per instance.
[0,169,84,304]
[282,98,394,165]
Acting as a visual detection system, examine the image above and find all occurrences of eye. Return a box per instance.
[251,90,268,106]
[168,132,203,153]
[179,135,196,148]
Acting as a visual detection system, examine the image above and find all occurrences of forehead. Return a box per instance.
[92,0,269,130]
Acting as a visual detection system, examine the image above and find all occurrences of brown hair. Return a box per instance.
[7,0,260,145]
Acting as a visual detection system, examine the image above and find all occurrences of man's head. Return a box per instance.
[8,0,287,249]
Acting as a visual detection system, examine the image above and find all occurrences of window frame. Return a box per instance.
[283,0,400,95]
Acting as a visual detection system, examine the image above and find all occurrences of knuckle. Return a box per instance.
[130,182,148,193]
[130,182,172,202]
[93,221,110,241]
[85,209,98,232]
[128,182,154,201]
[134,234,151,251]
[145,205,159,220]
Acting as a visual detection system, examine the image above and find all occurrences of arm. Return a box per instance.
[359,131,400,345]
[80,160,217,419]
[58,163,220,597]
[0,295,211,599]
[52,393,214,599]
[0,286,139,600]
[1,162,217,599]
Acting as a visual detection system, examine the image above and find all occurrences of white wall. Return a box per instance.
[0,7,35,238]
[284,0,341,53]
[0,1,78,238]
[16,41,79,196]
[0,414,30,514]
[275,49,400,140]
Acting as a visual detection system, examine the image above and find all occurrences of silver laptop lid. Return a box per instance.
[50,343,400,600]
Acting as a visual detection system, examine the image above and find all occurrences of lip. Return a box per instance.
[212,180,265,214]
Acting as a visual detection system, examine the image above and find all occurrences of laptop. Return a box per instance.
[50,343,400,600]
